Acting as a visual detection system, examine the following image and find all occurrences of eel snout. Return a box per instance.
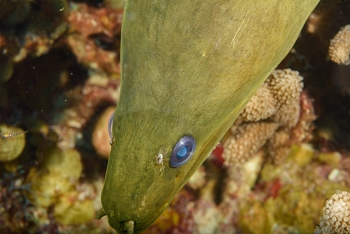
[95,209,135,234]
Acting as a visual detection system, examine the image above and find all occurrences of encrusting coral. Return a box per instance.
[315,191,350,234]
[223,69,311,165]
[329,25,350,65]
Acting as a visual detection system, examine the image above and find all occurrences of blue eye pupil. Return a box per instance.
[170,135,196,168]
[177,146,189,158]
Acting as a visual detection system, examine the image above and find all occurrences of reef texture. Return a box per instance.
[147,143,350,234]
[315,191,350,234]
[223,69,313,165]
[0,0,122,233]
[0,0,349,233]
[329,25,350,65]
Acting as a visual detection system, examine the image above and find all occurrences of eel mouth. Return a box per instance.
[122,220,134,234]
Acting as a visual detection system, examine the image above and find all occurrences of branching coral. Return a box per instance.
[268,130,292,165]
[266,69,304,128]
[267,69,303,107]
[240,69,303,125]
[240,84,277,122]
[315,191,350,234]
[223,69,312,165]
[329,25,350,65]
[224,122,279,164]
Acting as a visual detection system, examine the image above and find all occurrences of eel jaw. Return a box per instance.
[124,220,134,234]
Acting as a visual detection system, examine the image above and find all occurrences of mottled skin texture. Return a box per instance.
[99,0,319,233]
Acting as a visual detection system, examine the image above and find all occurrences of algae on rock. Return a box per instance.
[27,146,94,225]
[0,124,26,162]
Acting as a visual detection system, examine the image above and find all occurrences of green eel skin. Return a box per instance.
[98,0,319,233]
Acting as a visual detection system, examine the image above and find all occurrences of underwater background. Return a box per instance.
[0,0,349,233]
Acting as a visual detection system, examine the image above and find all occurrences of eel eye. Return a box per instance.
[170,135,196,167]
[108,111,115,139]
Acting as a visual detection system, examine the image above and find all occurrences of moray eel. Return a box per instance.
[97,0,319,233]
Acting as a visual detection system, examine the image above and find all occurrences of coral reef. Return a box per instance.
[0,167,34,233]
[148,143,350,233]
[0,0,349,233]
[0,1,121,232]
[67,3,123,75]
[51,77,119,150]
[223,122,279,164]
[315,191,350,234]
[25,145,99,225]
[223,69,314,165]
[266,69,304,127]
[240,84,276,122]
[329,25,350,65]
[27,146,83,207]
[0,0,68,77]
[240,69,303,126]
